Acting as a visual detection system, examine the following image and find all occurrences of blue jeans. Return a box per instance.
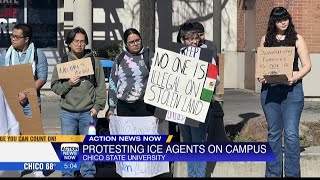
[260,81,304,177]
[178,102,213,177]
[22,97,41,116]
[60,109,97,178]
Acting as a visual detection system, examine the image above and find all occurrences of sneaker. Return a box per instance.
[33,171,45,178]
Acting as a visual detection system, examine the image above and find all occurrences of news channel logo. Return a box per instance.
[60,143,79,162]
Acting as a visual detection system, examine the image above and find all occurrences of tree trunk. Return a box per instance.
[139,0,156,52]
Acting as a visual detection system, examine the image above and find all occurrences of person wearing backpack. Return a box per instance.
[106,28,155,118]
[51,27,106,178]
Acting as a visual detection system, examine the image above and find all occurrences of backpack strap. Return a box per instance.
[33,48,38,78]
[61,55,68,63]
[116,52,125,67]
[90,56,97,87]
[143,48,150,71]
[34,48,38,66]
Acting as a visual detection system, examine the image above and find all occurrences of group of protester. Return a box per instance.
[0,6,312,178]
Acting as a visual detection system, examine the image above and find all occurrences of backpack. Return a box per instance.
[60,55,97,87]
[116,48,151,70]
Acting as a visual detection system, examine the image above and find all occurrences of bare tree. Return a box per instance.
[139,0,156,52]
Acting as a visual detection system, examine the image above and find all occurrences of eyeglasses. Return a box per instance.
[127,39,141,46]
[72,40,87,46]
[10,35,25,41]
[184,37,200,42]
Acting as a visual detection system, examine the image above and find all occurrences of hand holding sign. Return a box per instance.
[255,47,295,84]
[56,57,94,79]
[68,76,80,86]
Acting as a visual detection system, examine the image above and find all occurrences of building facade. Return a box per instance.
[236,0,320,96]
[0,0,318,96]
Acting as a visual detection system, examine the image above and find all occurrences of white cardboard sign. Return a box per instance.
[109,116,169,177]
[144,48,210,123]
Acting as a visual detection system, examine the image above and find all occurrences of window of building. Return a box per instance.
[0,0,57,48]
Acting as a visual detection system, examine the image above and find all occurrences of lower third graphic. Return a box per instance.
[60,143,79,161]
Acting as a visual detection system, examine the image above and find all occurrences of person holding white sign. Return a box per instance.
[51,27,107,178]
[258,7,311,178]
[107,28,155,118]
[177,22,218,178]
[106,28,167,178]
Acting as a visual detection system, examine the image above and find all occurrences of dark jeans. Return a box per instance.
[261,81,304,177]
[178,102,213,177]
[60,109,96,177]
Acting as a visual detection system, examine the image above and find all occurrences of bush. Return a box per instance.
[93,43,123,60]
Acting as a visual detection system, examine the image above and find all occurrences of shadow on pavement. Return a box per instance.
[225,112,260,141]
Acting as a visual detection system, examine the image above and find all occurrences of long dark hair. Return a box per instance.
[264,7,297,47]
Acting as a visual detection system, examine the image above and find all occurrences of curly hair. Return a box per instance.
[264,7,297,47]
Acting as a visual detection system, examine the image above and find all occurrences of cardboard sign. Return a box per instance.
[56,57,94,79]
[256,47,295,83]
[109,116,169,177]
[0,64,43,135]
[144,47,211,123]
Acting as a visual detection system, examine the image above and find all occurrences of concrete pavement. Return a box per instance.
[222,88,320,124]
[30,88,320,177]
[40,88,320,135]
[175,89,320,178]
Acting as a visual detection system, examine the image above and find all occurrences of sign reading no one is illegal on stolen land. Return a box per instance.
[144,47,212,123]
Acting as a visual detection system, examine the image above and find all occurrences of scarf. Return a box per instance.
[4,42,35,75]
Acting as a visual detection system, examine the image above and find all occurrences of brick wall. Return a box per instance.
[256,0,274,48]
[237,0,274,51]
[237,0,320,53]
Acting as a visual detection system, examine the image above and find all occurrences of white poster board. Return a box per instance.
[109,116,169,177]
[0,86,20,177]
[0,86,19,135]
[144,47,210,123]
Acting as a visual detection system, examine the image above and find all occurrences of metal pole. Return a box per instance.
[73,0,92,49]
[213,0,221,53]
